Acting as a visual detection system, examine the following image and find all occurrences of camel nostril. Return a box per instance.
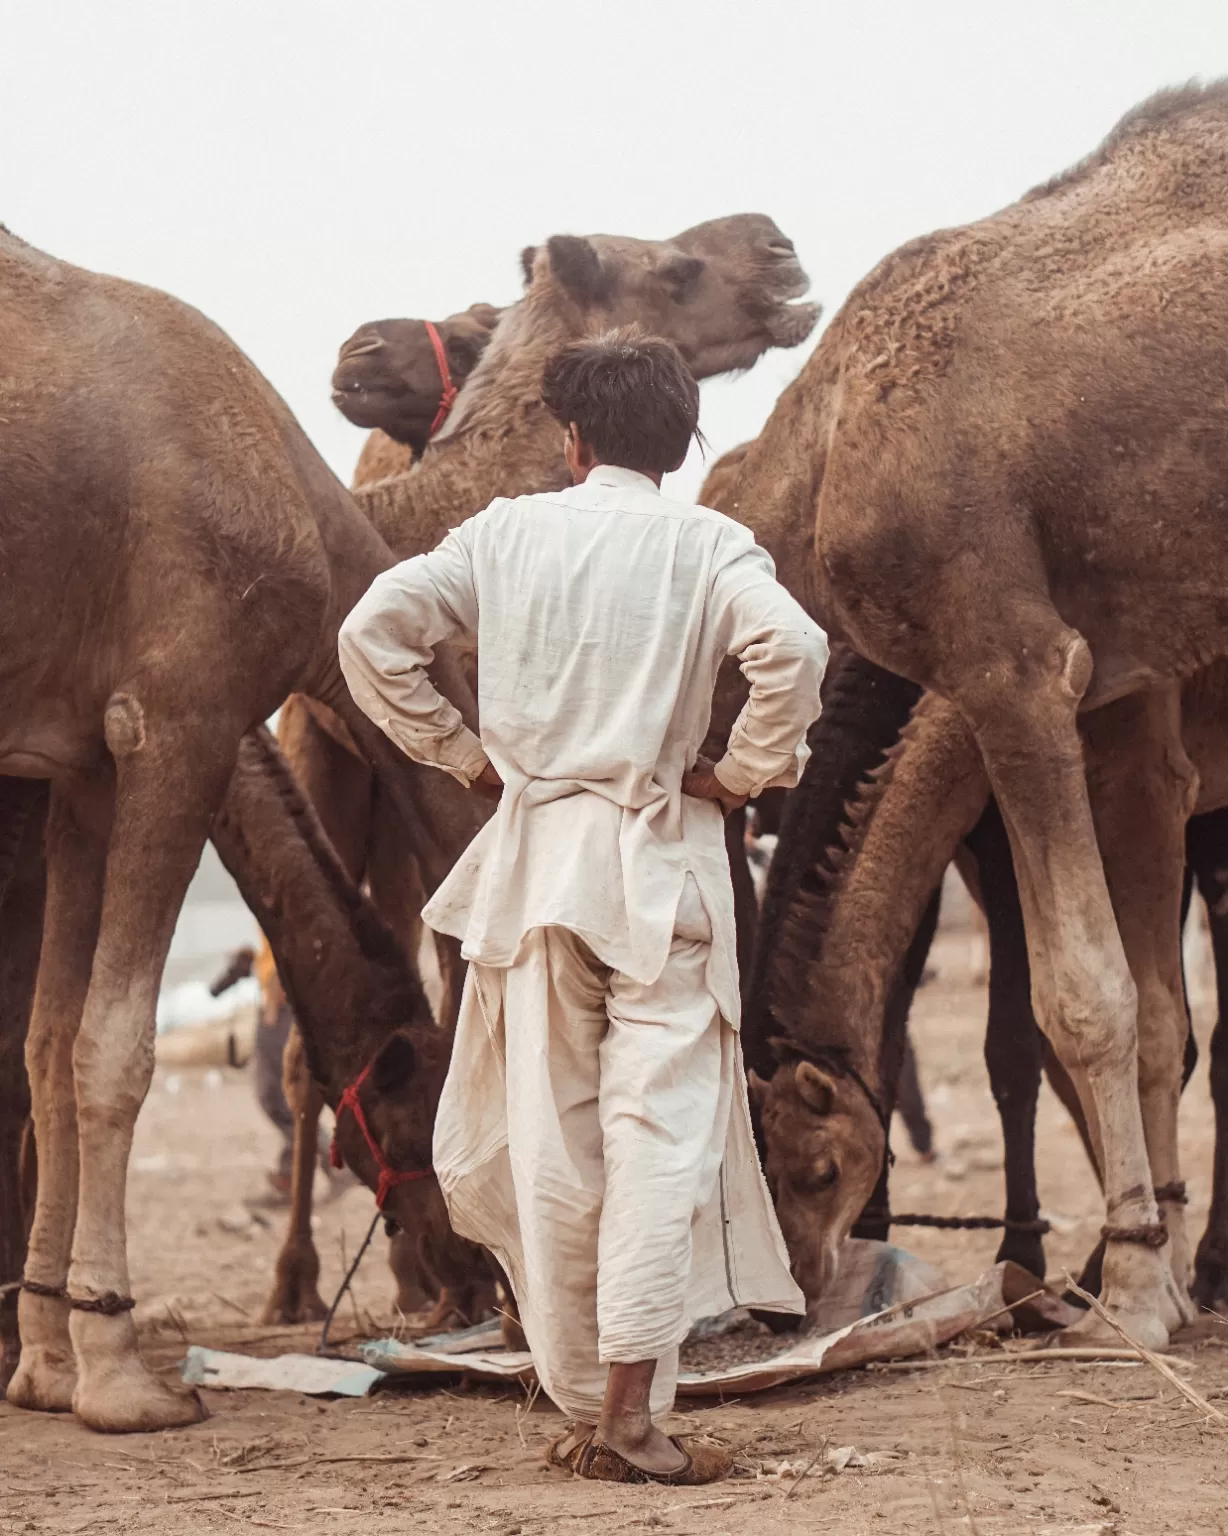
[765,239,796,258]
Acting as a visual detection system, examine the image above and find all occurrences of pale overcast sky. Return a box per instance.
[5,1,1228,498]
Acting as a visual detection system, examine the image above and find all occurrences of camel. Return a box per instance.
[260,214,822,1325]
[332,302,504,482]
[262,299,506,1324]
[698,83,1228,1346]
[0,225,487,1432]
[746,650,1228,1310]
[210,729,500,1325]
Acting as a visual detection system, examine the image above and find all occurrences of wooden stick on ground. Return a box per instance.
[1062,1272,1227,1427]
[872,1347,1191,1369]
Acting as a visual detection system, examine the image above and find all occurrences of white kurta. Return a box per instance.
[339,464,827,1410]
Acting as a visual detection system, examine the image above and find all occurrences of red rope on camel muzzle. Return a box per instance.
[330,1059,433,1210]
[424,319,458,438]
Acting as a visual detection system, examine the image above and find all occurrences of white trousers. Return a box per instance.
[436,878,728,1421]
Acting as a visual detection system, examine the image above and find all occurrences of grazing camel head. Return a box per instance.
[332,302,503,450]
[749,1047,886,1309]
[327,1027,451,1214]
[518,213,819,383]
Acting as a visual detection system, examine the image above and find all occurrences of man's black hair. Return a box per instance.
[540,327,701,476]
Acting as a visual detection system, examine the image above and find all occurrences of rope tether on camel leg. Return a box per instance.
[862,1211,1051,1234]
[317,1208,384,1357]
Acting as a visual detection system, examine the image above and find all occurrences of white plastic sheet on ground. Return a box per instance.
[182,1344,385,1397]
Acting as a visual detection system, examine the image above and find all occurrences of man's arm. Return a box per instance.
[338,524,492,788]
[707,540,828,800]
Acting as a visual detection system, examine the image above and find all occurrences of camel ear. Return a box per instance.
[656,253,705,297]
[467,302,503,333]
[794,1061,837,1115]
[747,1068,771,1108]
[519,246,538,286]
[370,1032,417,1097]
[547,235,611,304]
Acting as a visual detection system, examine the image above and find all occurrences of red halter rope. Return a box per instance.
[330,1059,433,1210]
[424,320,458,438]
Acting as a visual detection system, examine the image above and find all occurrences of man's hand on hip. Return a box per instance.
[681,757,748,818]
[472,761,504,802]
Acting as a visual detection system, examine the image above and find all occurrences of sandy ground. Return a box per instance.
[4,902,1228,1535]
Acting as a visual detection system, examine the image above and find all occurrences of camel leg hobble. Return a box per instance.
[66,717,236,1432]
[959,624,1172,1347]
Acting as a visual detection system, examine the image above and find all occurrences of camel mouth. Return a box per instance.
[768,299,822,348]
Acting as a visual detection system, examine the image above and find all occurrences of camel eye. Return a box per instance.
[804,1161,839,1193]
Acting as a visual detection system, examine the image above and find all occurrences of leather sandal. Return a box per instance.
[573,1432,733,1485]
[544,1432,589,1472]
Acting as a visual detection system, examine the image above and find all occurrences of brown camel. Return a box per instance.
[717,82,1228,1345]
[265,298,506,1323]
[351,216,819,555]
[0,226,485,1432]
[260,214,822,1325]
[332,302,505,481]
[752,662,1228,1296]
[210,729,501,1327]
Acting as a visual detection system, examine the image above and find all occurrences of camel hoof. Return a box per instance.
[1054,1305,1170,1353]
[262,1286,328,1325]
[6,1344,77,1413]
[263,1242,328,1324]
[69,1307,208,1434]
[1191,1255,1228,1316]
[0,1304,21,1397]
[7,1290,77,1412]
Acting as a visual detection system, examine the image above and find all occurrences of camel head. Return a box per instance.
[329,1026,452,1218]
[749,1041,886,1314]
[524,214,820,381]
[332,302,503,452]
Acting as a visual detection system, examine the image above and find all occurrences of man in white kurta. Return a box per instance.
[340,331,826,1483]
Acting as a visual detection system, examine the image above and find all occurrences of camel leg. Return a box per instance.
[852,887,942,1241]
[726,808,758,984]
[1186,808,1228,1311]
[8,783,109,1413]
[388,1225,430,1315]
[964,801,1048,1279]
[267,699,374,1325]
[959,627,1177,1347]
[0,784,48,1394]
[67,724,236,1433]
[1082,688,1197,1305]
[263,1027,327,1324]
[893,1035,934,1159]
